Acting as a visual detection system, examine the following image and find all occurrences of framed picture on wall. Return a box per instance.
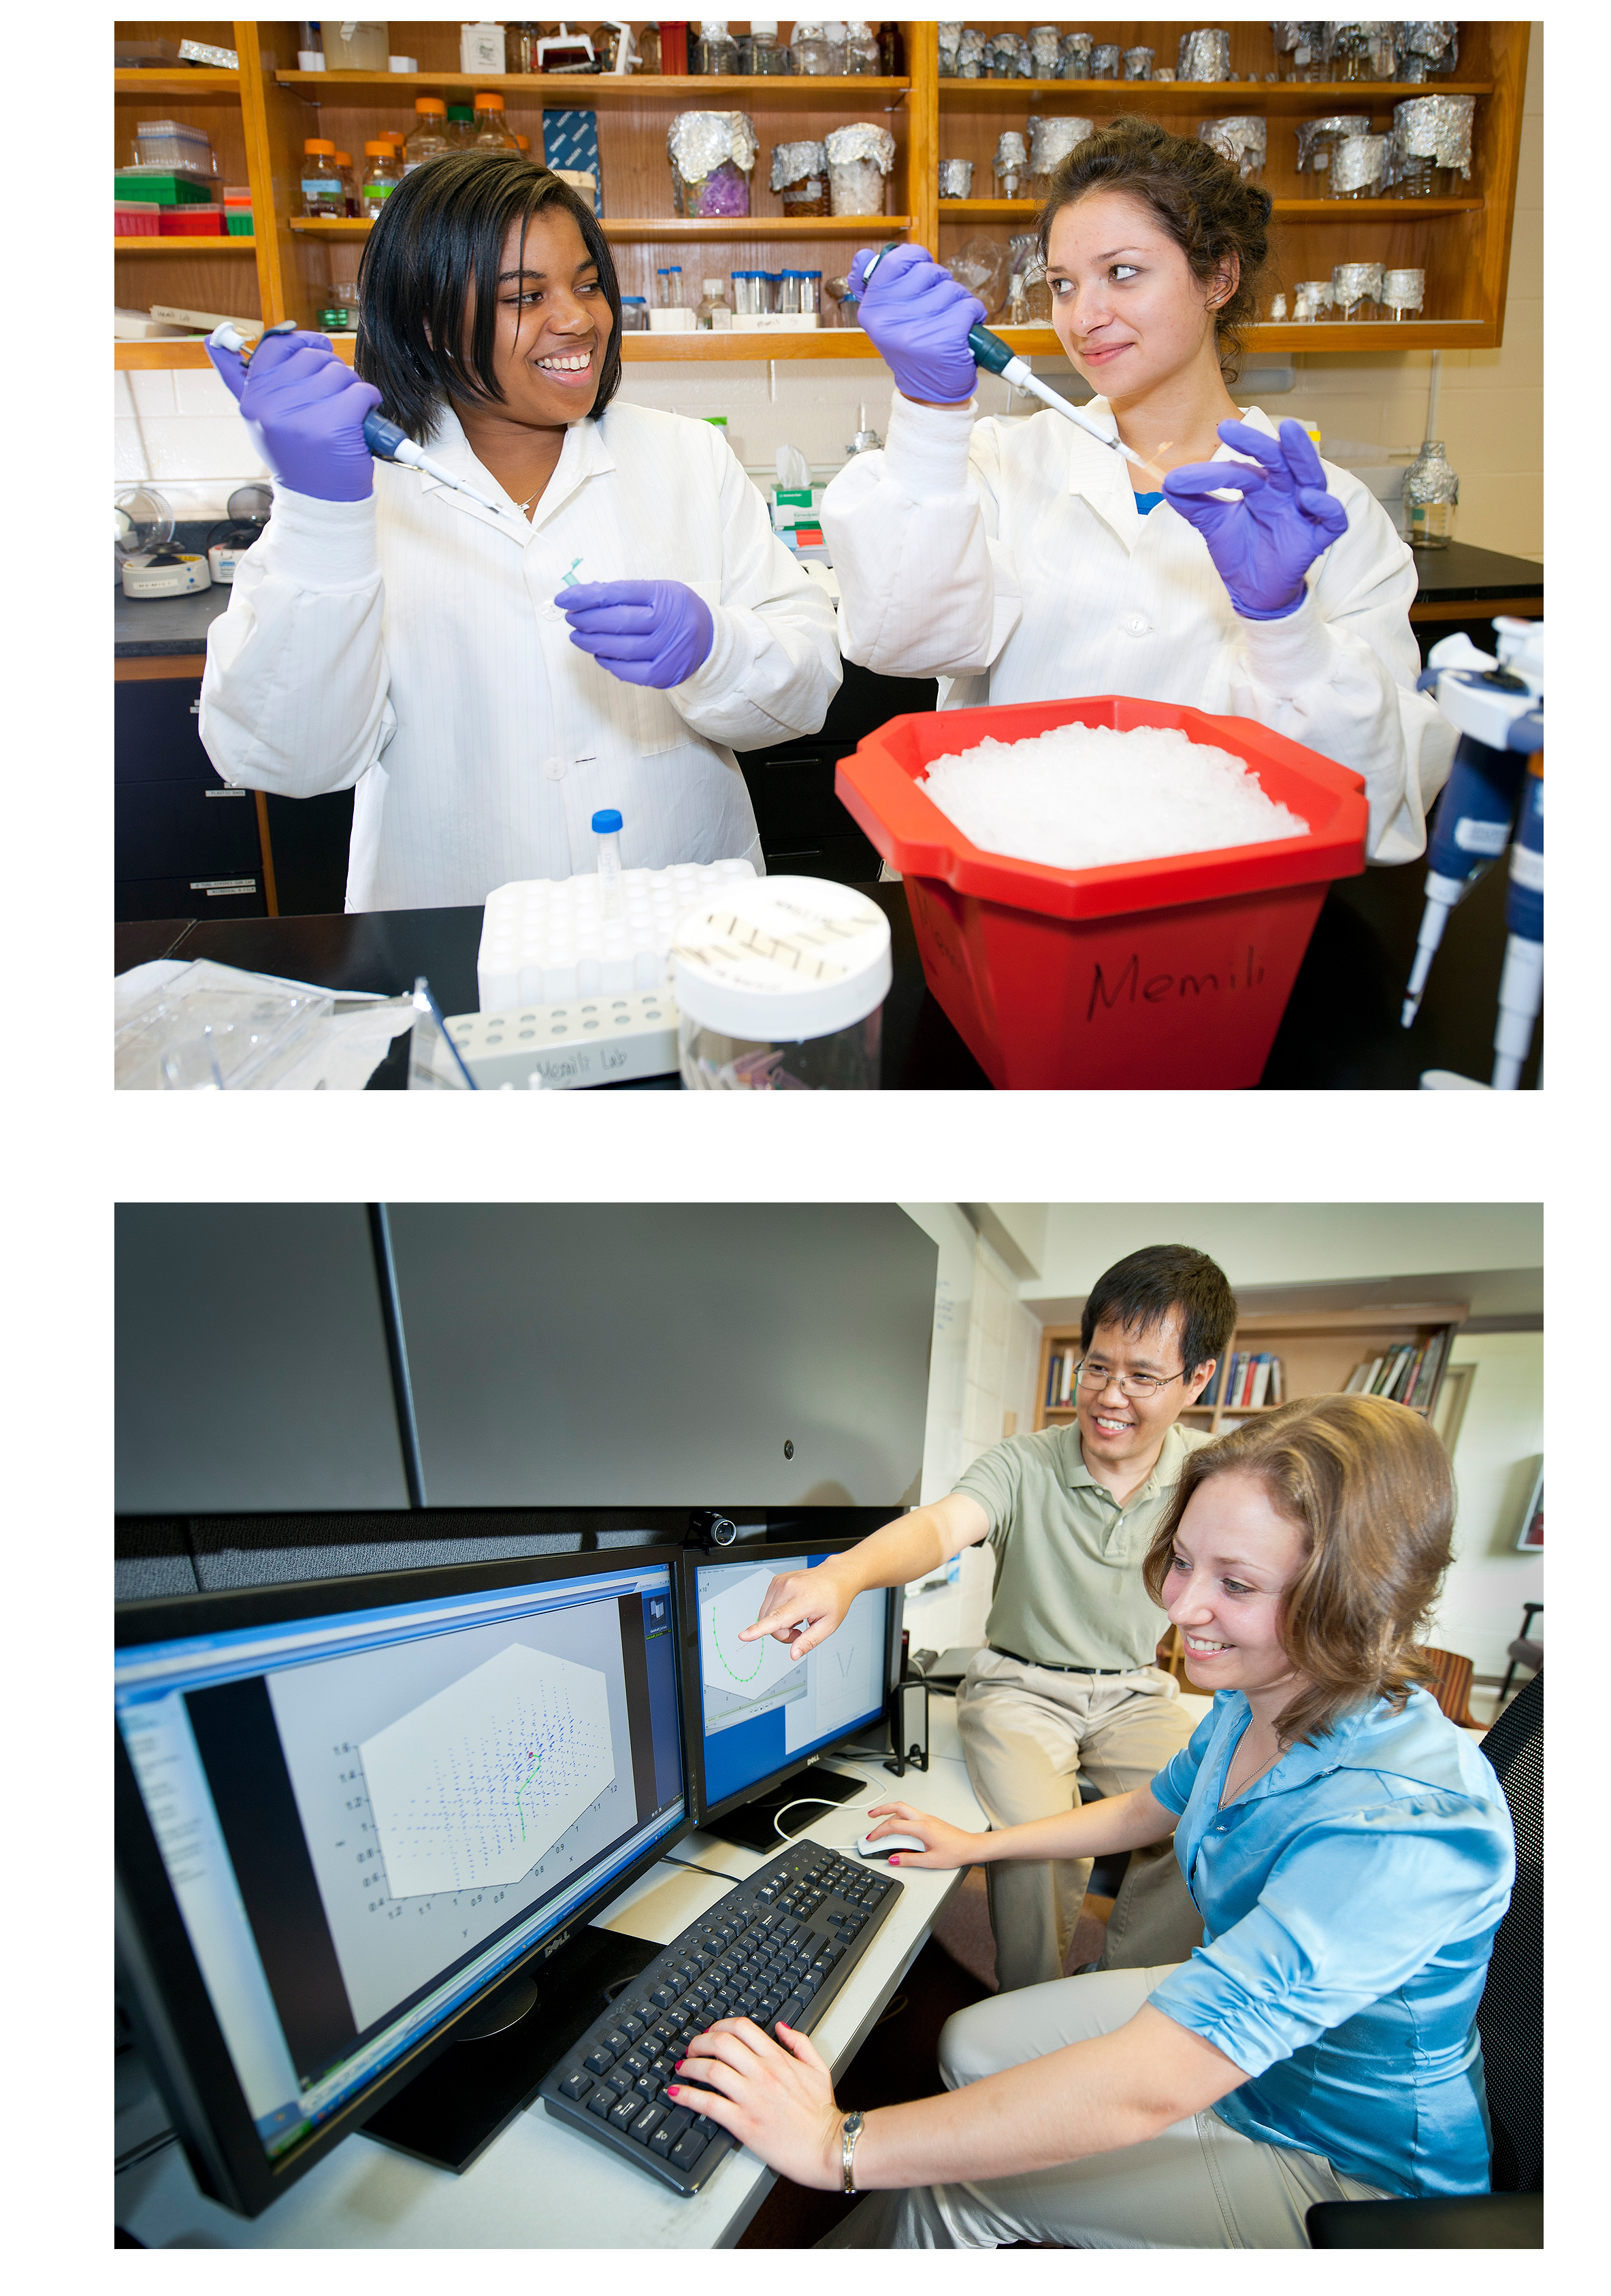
[1431,1361,1476,1456]
[1516,1458,1543,1549]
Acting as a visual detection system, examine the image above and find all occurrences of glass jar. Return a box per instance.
[955,28,986,78]
[299,139,344,219]
[1403,440,1458,546]
[1331,135,1390,198]
[749,21,790,73]
[1005,272,1029,327]
[333,151,358,217]
[360,141,402,217]
[994,131,1028,199]
[1331,21,1398,82]
[619,295,648,331]
[1295,115,1371,184]
[695,22,738,77]
[791,23,845,76]
[770,139,830,217]
[321,20,388,71]
[1090,45,1121,81]
[1382,267,1425,320]
[825,123,895,216]
[989,33,1029,79]
[445,106,474,150]
[1199,116,1267,182]
[1028,26,1061,78]
[403,98,451,173]
[1331,261,1383,320]
[1123,48,1154,80]
[1028,116,1094,197]
[657,266,684,308]
[669,110,758,217]
[1292,280,1331,322]
[844,21,881,74]
[471,93,521,153]
[1059,32,1092,80]
[696,276,733,329]
[672,878,892,1092]
[1177,29,1232,83]
[938,158,974,199]
[506,22,543,74]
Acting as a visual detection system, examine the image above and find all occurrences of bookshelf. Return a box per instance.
[1035,1302,1468,1438]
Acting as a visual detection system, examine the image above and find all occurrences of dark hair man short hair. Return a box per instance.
[1081,1244,1237,1379]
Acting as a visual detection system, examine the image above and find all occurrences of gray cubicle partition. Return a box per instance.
[115,1204,412,1517]
[385,1204,937,1508]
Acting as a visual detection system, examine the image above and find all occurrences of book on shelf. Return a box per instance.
[1341,1334,1449,1411]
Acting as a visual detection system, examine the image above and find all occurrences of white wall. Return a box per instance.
[897,1203,976,1507]
[1431,1332,1544,1681]
[1025,1203,1543,1305]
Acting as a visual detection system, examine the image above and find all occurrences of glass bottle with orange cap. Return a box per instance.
[333,150,359,217]
[361,140,402,217]
[402,98,452,174]
[470,92,521,152]
[299,138,344,218]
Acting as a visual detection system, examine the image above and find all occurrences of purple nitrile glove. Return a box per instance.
[847,243,985,406]
[559,580,715,689]
[1162,419,1348,620]
[207,328,383,503]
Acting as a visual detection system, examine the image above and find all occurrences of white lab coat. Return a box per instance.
[199,401,842,910]
[820,391,1454,863]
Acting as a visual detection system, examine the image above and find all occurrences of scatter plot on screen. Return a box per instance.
[359,1643,616,1897]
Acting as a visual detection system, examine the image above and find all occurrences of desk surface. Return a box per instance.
[114,839,1540,1091]
[116,1706,988,2249]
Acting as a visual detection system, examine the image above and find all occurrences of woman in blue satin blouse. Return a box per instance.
[663,1394,1516,2247]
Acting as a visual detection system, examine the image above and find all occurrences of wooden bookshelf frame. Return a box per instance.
[114,19,1529,365]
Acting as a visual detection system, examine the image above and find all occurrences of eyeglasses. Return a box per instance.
[1074,1358,1189,1403]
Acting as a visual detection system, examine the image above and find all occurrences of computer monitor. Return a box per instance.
[116,1547,688,2217]
[676,1535,902,1845]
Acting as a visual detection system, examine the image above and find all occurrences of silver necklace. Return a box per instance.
[1224,1737,1282,1803]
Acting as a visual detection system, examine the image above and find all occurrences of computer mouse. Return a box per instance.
[856,1830,926,1860]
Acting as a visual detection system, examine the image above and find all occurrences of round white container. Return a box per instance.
[671,876,892,1090]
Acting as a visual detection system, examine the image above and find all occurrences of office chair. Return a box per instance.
[1414,1644,1481,1729]
[1499,1603,1543,1705]
[1306,1669,1542,2248]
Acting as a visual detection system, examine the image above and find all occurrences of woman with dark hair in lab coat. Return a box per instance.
[822,121,1452,863]
[200,153,840,911]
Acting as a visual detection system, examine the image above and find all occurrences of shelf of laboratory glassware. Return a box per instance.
[289,214,912,242]
[935,76,1493,115]
[114,68,242,95]
[272,71,911,108]
[115,235,257,251]
[942,196,1483,221]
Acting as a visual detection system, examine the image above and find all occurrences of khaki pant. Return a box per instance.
[955,1650,1205,1992]
[820,1966,1388,2247]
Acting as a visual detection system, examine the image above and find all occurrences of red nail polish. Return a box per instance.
[674,2060,686,2071]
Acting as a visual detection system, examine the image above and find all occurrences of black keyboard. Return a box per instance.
[538,1838,901,2194]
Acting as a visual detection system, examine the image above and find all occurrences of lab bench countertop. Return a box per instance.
[113,847,1540,1091]
[112,540,1542,657]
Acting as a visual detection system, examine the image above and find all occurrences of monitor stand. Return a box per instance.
[704,1763,866,1854]
[360,1924,661,2176]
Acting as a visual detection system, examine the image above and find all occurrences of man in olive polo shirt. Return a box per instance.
[741,1243,1235,1992]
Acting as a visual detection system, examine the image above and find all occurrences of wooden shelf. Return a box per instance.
[289,214,911,243]
[936,76,1493,114]
[115,68,241,94]
[116,235,255,251]
[943,196,1482,222]
[273,70,911,109]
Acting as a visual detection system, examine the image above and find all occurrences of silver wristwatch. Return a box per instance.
[841,2109,866,2195]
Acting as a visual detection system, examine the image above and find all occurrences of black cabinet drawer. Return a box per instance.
[115,875,267,923]
[115,676,227,787]
[741,748,859,841]
[116,781,260,882]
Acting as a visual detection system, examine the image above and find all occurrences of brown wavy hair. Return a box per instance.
[1037,117,1273,384]
[1142,1394,1452,1745]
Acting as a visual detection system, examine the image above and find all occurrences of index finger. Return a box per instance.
[1275,418,1329,490]
[1163,460,1264,503]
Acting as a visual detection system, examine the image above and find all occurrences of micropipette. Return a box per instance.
[858,241,1162,480]
[208,321,511,517]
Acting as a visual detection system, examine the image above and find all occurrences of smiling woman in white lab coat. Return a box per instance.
[822,122,1453,864]
[199,154,840,911]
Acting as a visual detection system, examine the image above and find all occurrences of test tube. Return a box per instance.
[592,807,626,919]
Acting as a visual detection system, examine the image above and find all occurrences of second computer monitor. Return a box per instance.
[678,1536,899,1830]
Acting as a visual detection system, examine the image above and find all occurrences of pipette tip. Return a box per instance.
[1400,997,1421,1030]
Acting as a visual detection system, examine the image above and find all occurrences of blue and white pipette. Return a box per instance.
[857,242,1160,478]
[209,320,510,516]
[1492,759,1542,1090]
[1403,621,1544,1030]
